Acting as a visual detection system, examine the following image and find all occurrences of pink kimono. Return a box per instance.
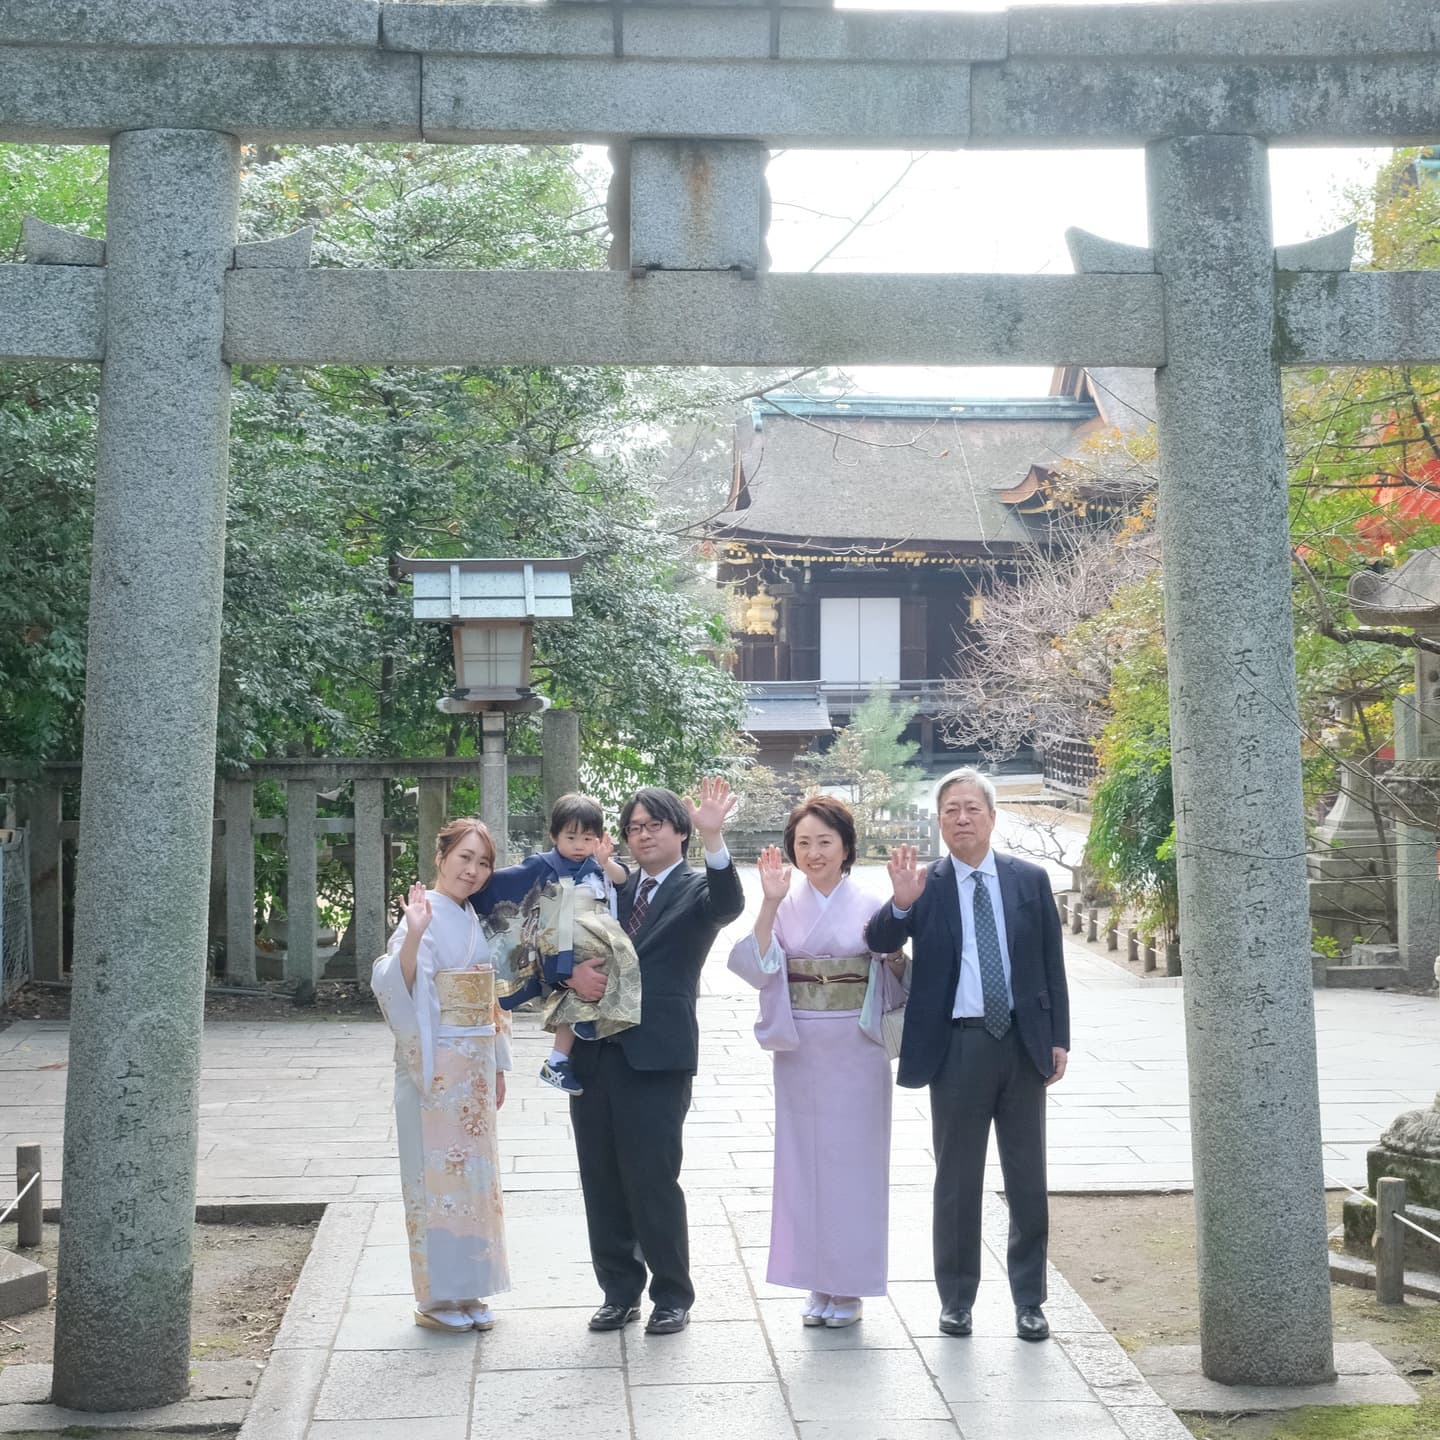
[728,875,906,1298]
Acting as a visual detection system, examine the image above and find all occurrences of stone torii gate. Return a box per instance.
[5,0,1440,1412]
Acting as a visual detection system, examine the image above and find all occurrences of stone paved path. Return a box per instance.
[1,864,1433,1437]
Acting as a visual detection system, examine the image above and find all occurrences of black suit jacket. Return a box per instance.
[866,852,1070,1089]
[595,858,745,1074]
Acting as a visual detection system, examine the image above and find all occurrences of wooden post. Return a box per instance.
[1057,894,1069,927]
[1376,1176,1406,1305]
[351,779,385,987]
[1070,900,1083,934]
[16,1143,42,1248]
[285,781,317,985]
[1127,928,1139,964]
[24,784,63,982]
[417,779,447,886]
[1142,938,1158,974]
[1087,906,1099,942]
[222,779,255,984]
[1107,920,1119,952]
[481,712,509,866]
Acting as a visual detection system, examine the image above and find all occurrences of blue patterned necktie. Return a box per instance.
[970,871,1011,1039]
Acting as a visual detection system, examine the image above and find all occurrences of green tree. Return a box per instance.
[0,146,108,768]
[1076,575,1177,939]
[797,685,921,849]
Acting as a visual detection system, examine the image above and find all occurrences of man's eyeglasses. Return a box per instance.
[624,819,668,838]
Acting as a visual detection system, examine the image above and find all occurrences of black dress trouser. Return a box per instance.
[930,1023,1048,1311]
[570,1041,694,1311]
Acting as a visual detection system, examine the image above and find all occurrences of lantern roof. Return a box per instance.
[396,556,581,623]
[1348,549,1440,632]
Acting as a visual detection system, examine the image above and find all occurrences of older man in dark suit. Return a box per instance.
[566,777,743,1337]
[866,767,1069,1341]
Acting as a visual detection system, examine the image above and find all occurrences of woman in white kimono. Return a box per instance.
[372,818,512,1332]
[728,796,907,1329]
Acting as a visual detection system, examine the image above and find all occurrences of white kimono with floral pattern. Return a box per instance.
[373,892,512,1308]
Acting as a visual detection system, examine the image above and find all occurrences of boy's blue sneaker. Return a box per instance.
[572,1020,597,1042]
[539,1057,583,1096]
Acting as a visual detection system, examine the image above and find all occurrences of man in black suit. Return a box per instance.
[566,777,744,1336]
[866,767,1069,1342]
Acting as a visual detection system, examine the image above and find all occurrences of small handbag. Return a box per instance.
[881,1001,907,1062]
[878,950,909,1062]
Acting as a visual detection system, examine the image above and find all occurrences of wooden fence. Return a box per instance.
[1,712,579,987]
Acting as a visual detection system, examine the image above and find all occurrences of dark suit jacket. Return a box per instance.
[865,851,1069,1089]
[595,857,745,1074]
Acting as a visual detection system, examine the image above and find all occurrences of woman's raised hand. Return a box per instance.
[887,845,928,910]
[402,882,433,936]
[757,844,792,903]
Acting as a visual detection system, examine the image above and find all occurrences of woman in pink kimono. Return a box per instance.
[372,818,512,1332]
[728,796,907,1328]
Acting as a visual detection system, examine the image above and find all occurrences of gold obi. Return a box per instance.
[786,954,870,1012]
[435,966,495,1027]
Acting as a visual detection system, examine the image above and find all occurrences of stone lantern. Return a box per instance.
[397,556,581,863]
[398,556,580,711]
[1339,552,1440,1275]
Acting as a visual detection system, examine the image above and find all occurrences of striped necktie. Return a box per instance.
[625,877,657,938]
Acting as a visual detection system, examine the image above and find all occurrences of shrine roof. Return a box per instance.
[712,391,1103,550]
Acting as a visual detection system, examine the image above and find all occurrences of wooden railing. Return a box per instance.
[1041,737,1099,796]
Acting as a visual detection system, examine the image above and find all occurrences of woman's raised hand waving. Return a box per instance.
[758,844,792,904]
[402,881,433,937]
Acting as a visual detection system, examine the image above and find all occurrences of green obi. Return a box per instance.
[786,954,871,1012]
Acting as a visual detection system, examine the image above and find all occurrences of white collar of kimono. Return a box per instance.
[801,874,849,907]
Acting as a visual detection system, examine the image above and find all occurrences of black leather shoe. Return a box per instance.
[1016,1305,1050,1341]
[938,1308,973,1336]
[645,1306,690,1335]
[588,1303,641,1332]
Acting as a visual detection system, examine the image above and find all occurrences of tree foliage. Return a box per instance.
[796,685,921,849]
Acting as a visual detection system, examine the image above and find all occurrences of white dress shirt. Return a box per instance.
[950,851,1014,1019]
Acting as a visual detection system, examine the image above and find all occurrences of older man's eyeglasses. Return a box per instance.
[624,819,667,837]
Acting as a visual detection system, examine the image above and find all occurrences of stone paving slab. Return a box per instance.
[218,1182,1189,1440]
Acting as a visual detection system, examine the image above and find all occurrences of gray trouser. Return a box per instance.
[930,1023,1048,1311]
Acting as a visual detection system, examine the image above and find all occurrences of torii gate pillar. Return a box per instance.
[1149,134,1334,1385]
[51,127,239,1411]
